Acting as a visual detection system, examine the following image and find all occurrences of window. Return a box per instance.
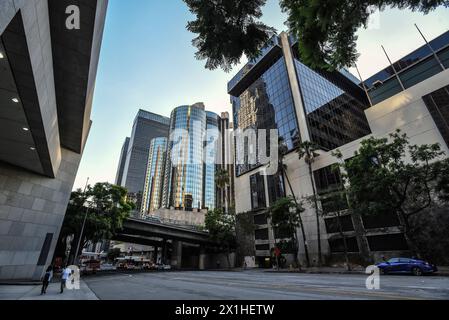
[362,211,400,229]
[324,215,354,234]
[423,85,449,148]
[267,174,285,205]
[255,228,269,240]
[250,173,266,210]
[255,244,270,251]
[314,165,342,195]
[254,214,268,226]
[368,234,409,251]
[328,237,359,253]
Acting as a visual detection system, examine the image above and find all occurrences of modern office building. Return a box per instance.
[120,110,170,212]
[230,31,449,267]
[217,112,235,212]
[141,137,167,216]
[0,0,107,280]
[203,111,220,210]
[163,103,207,210]
[161,104,227,211]
[115,137,130,185]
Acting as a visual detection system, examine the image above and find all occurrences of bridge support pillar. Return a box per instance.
[162,239,168,264]
[199,247,207,270]
[170,241,182,269]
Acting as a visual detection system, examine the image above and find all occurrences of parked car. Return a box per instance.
[376,258,438,276]
[155,264,172,271]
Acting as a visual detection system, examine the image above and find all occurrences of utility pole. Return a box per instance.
[74,178,90,265]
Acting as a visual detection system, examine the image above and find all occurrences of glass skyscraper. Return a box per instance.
[203,111,220,210]
[141,137,168,215]
[163,103,207,210]
[120,110,170,212]
[228,33,371,177]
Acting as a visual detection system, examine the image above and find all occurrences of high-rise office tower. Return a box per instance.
[217,112,234,212]
[121,110,170,211]
[203,111,220,210]
[228,32,372,266]
[163,103,207,210]
[115,137,130,185]
[162,103,223,211]
[141,137,168,216]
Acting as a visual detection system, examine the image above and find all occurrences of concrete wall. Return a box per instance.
[0,0,107,280]
[0,149,82,280]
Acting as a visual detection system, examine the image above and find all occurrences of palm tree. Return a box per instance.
[215,168,230,212]
[297,141,322,266]
[276,138,311,267]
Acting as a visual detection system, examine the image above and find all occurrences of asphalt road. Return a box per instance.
[83,270,449,300]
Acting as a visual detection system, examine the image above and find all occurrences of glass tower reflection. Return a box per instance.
[163,104,207,210]
[204,111,220,210]
[141,137,167,215]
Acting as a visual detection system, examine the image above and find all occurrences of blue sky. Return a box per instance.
[73,0,449,190]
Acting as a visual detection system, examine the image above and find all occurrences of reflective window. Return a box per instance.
[232,57,300,176]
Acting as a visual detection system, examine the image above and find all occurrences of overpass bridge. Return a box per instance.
[113,218,223,269]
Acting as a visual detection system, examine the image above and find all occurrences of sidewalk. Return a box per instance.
[264,266,449,276]
[0,280,98,300]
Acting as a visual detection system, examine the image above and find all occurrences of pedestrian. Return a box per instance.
[41,265,53,295]
[60,265,72,294]
[216,260,221,269]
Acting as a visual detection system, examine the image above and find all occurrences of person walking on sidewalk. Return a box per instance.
[60,266,72,294]
[41,265,53,295]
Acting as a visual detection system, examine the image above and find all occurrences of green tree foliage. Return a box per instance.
[215,168,230,210]
[184,0,276,71]
[205,208,236,268]
[184,0,448,70]
[58,183,134,263]
[267,196,305,268]
[333,130,449,257]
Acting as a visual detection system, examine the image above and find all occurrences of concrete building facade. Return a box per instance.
[0,0,107,280]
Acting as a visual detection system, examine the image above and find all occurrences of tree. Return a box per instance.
[267,196,306,269]
[215,168,230,211]
[274,137,311,267]
[184,0,449,71]
[184,0,276,72]
[297,141,322,266]
[205,208,236,268]
[57,183,134,264]
[333,130,449,258]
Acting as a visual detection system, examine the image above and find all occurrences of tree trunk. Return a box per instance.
[226,247,232,269]
[350,210,372,266]
[397,210,422,258]
[336,212,351,271]
[283,169,310,267]
[308,163,322,266]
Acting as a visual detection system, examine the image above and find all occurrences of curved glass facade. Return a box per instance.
[141,137,167,215]
[164,104,207,210]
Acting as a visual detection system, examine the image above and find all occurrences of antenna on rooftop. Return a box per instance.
[414,24,445,71]
[381,45,405,91]
[354,64,373,107]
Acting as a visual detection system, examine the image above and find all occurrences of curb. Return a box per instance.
[263,270,449,276]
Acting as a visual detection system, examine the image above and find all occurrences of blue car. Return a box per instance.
[376,258,438,276]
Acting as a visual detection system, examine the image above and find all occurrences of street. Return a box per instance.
[82,270,449,300]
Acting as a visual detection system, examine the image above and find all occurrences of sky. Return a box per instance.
[73,0,449,190]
